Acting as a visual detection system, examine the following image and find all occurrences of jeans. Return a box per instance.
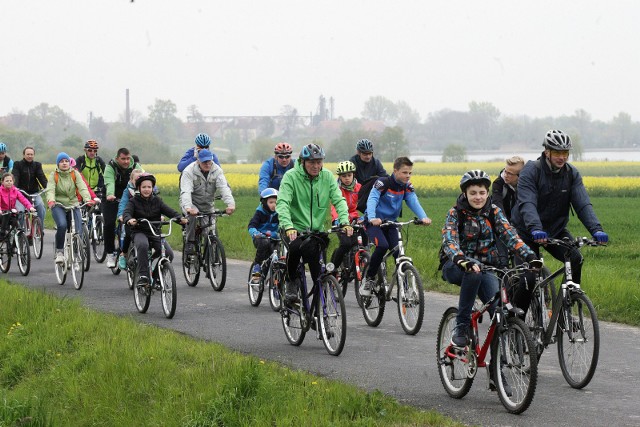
[50,206,82,250]
[443,260,499,327]
[366,224,399,280]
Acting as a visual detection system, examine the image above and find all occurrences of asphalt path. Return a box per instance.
[7,241,640,427]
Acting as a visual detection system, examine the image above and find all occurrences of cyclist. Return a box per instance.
[177,133,221,173]
[0,173,36,237]
[75,140,106,195]
[103,148,144,268]
[276,143,353,302]
[247,188,280,284]
[491,155,525,266]
[70,158,97,200]
[179,149,235,258]
[116,169,145,269]
[329,160,363,267]
[349,138,387,185]
[362,156,431,296]
[122,174,187,287]
[46,153,95,264]
[12,146,48,222]
[0,142,13,174]
[510,130,608,313]
[258,142,295,193]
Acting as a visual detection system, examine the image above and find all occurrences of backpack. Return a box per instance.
[54,169,82,200]
[356,176,389,214]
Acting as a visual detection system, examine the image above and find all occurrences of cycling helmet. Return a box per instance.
[260,188,279,200]
[135,173,156,189]
[460,170,491,192]
[356,138,374,152]
[336,160,356,175]
[274,142,293,155]
[299,143,325,161]
[194,133,212,148]
[542,130,572,150]
[84,140,99,150]
[0,143,6,153]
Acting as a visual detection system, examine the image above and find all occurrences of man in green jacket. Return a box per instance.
[276,143,353,302]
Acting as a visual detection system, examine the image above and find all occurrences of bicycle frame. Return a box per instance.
[378,219,420,299]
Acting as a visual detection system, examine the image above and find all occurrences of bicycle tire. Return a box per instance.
[361,272,386,328]
[92,215,107,263]
[126,247,137,290]
[133,264,151,314]
[159,260,177,319]
[268,261,284,312]
[82,224,91,272]
[557,291,599,389]
[397,263,425,335]
[318,275,347,356]
[207,235,227,291]
[16,231,31,276]
[281,286,306,346]
[353,250,370,309]
[247,261,263,307]
[0,240,10,273]
[436,307,474,398]
[54,243,67,285]
[525,287,548,361]
[492,316,538,414]
[182,242,201,287]
[31,217,44,259]
[71,234,85,290]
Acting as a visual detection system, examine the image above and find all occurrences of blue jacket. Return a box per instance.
[177,147,221,172]
[247,205,279,238]
[258,157,296,193]
[365,174,428,221]
[349,154,387,184]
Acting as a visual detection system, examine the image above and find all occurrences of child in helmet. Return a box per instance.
[330,161,363,267]
[247,188,280,283]
[116,168,144,269]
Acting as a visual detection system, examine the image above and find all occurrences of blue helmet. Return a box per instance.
[299,143,325,161]
[194,133,212,148]
[260,188,279,200]
[356,138,373,152]
[0,143,6,153]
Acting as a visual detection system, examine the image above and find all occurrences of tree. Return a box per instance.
[186,105,205,124]
[248,138,277,163]
[59,135,83,153]
[89,116,109,144]
[442,144,467,162]
[361,96,398,123]
[377,126,409,161]
[468,101,501,147]
[396,100,421,141]
[115,130,165,163]
[145,99,183,146]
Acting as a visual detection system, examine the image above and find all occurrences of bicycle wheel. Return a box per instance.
[247,262,264,307]
[31,217,44,259]
[126,247,137,290]
[268,262,284,312]
[0,240,11,273]
[159,261,177,319]
[318,275,347,356]
[557,291,599,389]
[281,286,306,346]
[361,271,386,327]
[71,234,85,290]
[182,239,201,287]
[492,316,538,414]
[133,266,151,314]
[207,235,227,291]
[524,288,547,361]
[353,251,370,309]
[436,307,474,398]
[16,231,31,276]
[397,263,425,335]
[82,224,91,272]
[92,215,107,263]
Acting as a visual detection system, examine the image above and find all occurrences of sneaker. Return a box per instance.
[251,263,261,275]
[55,251,65,265]
[451,323,469,347]
[118,255,127,270]
[250,273,261,285]
[285,279,300,303]
[489,367,513,397]
[360,277,374,297]
[137,275,150,286]
[185,242,196,256]
[106,253,116,268]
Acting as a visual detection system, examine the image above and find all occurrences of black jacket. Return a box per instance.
[122,194,181,236]
[491,171,517,221]
[349,154,388,185]
[12,159,48,194]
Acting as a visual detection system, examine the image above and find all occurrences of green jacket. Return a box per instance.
[276,161,349,232]
[46,168,92,207]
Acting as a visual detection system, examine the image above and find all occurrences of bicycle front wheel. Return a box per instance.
[92,215,107,263]
[207,236,227,291]
[32,217,44,259]
[397,264,424,335]
[436,307,474,398]
[353,251,370,309]
[492,316,538,414]
[133,268,151,314]
[318,275,347,356]
[268,262,284,312]
[82,224,91,272]
[126,247,137,290]
[557,291,599,389]
[525,287,547,361]
[71,234,85,290]
[247,262,264,307]
[159,261,177,319]
[0,240,11,273]
[16,231,31,276]
[182,236,200,286]
[281,286,306,346]
[361,270,386,328]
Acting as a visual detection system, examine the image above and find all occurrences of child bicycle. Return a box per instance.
[181,211,228,291]
[18,189,46,259]
[280,228,347,356]
[332,221,370,307]
[436,263,539,414]
[361,218,425,335]
[129,218,179,319]
[0,210,31,276]
[246,234,285,309]
[53,202,91,290]
[523,236,602,389]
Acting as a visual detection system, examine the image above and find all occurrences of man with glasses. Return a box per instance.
[75,140,106,196]
[12,146,48,222]
[103,148,144,268]
[349,138,387,185]
[492,155,524,222]
[258,142,295,193]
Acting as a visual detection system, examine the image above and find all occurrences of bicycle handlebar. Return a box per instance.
[380,217,423,228]
[53,201,95,211]
[546,236,604,248]
[134,218,181,237]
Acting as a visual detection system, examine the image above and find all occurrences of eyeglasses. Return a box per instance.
[550,150,570,158]
[86,149,97,153]
[277,155,291,159]
[504,171,519,177]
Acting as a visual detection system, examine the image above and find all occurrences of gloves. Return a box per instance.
[285,228,297,239]
[593,231,608,243]
[525,254,543,269]
[453,255,478,272]
[341,224,353,234]
[531,230,548,243]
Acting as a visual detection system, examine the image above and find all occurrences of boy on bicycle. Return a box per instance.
[329,160,363,268]
[362,156,431,296]
[276,143,353,303]
[247,188,280,284]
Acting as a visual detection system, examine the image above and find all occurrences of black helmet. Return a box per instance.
[299,143,325,161]
[460,170,491,192]
[543,130,572,150]
[135,173,156,189]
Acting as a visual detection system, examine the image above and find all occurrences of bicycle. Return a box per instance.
[79,205,93,272]
[0,210,31,276]
[18,189,46,259]
[361,218,425,335]
[246,235,285,308]
[332,221,370,307]
[523,236,602,389]
[436,264,539,414]
[53,202,90,290]
[129,218,179,319]
[82,192,106,263]
[280,228,347,356]
[181,211,227,291]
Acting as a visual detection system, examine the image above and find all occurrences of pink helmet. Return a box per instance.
[69,158,77,168]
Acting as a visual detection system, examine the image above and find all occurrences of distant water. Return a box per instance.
[412,150,640,162]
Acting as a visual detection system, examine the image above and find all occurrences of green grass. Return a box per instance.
[0,282,461,427]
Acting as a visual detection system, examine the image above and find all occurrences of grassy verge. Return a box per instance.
[0,282,461,427]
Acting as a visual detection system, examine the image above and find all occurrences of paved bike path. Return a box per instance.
[7,243,640,427]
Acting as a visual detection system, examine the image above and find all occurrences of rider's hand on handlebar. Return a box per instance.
[128,219,137,226]
[186,207,199,216]
[369,218,382,226]
[454,255,480,273]
[525,254,544,270]
[593,231,608,244]
[47,201,55,209]
[420,217,432,226]
[225,206,235,215]
[285,228,298,241]
[341,224,354,237]
[107,195,116,202]
[531,230,548,244]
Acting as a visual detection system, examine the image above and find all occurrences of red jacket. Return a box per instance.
[331,182,361,223]
[0,185,33,211]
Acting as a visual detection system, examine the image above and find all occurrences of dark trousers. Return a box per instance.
[103,200,119,254]
[330,233,358,267]
[132,232,174,278]
[253,236,277,266]
[285,235,325,287]
[365,224,399,279]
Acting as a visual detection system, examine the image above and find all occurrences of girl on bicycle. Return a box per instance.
[116,168,144,269]
[329,160,363,267]
[46,152,94,264]
[122,173,187,287]
[0,173,36,237]
[247,187,280,284]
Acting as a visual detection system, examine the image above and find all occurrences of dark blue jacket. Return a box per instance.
[349,154,387,184]
[177,148,221,172]
[247,205,279,238]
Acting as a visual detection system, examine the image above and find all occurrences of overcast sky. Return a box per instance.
[1,1,639,125]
